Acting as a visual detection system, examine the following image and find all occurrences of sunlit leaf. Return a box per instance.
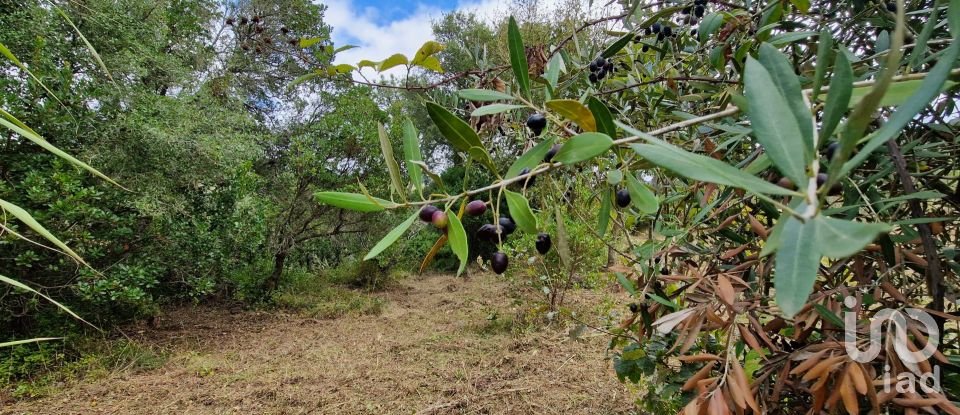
[378,53,409,72]
[299,37,324,48]
[54,6,114,83]
[415,56,444,73]
[546,99,597,132]
[0,337,63,348]
[411,41,445,65]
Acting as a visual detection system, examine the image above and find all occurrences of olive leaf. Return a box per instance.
[507,16,530,98]
[315,192,398,212]
[363,211,418,261]
[446,209,469,276]
[553,132,612,164]
[504,190,538,234]
[506,136,556,178]
[546,99,597,132]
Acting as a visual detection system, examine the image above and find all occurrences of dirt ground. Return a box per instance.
[1,273,637,414]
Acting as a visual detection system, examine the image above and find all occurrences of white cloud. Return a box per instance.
[320,0,615,80]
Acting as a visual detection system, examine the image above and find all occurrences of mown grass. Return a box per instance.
[2,338,165,400]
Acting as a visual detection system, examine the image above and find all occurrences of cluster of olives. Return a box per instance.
[682,0,710,19]
[588,57,615,83]
[226,14,297,53]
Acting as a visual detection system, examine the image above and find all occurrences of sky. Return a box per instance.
[319,0,563,78]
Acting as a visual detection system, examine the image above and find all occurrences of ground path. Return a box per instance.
[3,274,635,414]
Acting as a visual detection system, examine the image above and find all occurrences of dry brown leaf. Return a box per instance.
[720,244,749,260]
[880,280,909,303]
[679,354,722,363]
[747,214,768,239]
[716,275,736,306]
[678,316,705,354]
[929,392,960,415]
[802,355,845,382]
[893,395,942,408]
[730,357,760,413]
[712,213,738,232]
[772,360,789,403]
[737,324,765,357]
[840,367,860,414]
[789,349,829,375]
[708,391,730,415]
[683,361,717,392]
[726,381,747,410]
[847,362,868,395]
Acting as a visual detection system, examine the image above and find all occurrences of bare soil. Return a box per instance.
[1,273,636,414]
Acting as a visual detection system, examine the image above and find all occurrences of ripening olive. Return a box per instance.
[431,210,448,229]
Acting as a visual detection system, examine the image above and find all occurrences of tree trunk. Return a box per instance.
[264,250,287,293]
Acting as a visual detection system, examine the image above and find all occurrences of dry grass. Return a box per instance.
[1,273,637,414]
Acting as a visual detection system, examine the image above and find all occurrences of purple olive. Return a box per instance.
[491,252,509,274]
[466,200,487,216]
[419,205,439,222]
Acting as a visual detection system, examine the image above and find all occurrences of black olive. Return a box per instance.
[526,113,547,136]
[629,303,639,313]
[535,233,552,254]
[824,141,839,161]
[544,144,561,162]
[499,217,517,235]
[492,252,509,274]
[615,189,631,208]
